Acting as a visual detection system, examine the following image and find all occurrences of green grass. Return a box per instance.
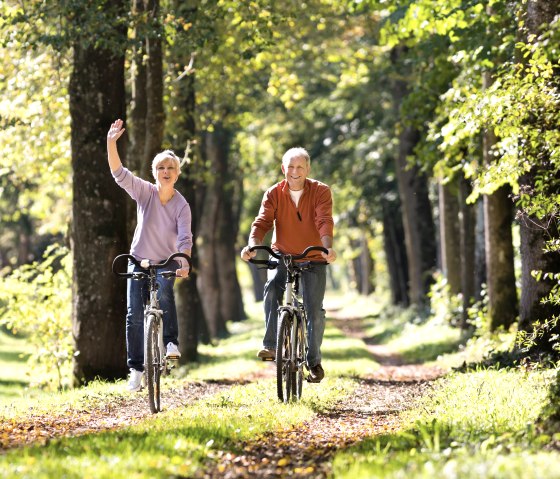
[0,294,373,478]
[331,344,560,479]
[0,330,32,399]
[2,292,560,478]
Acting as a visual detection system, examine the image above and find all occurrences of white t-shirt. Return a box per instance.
[289,188,303,207]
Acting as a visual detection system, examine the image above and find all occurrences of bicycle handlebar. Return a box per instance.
[112,252,193,278]
[248,245,328,266]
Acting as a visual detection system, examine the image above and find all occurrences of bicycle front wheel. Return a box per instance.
[276,311,296,403]
[145,314,162,413]
[293,313,305,400]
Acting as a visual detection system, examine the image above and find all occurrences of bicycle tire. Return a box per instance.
[276,311,296,403]
[145,314,161,413]
[293,313,305,400]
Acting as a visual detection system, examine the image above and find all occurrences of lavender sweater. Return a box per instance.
[112,166,193,264]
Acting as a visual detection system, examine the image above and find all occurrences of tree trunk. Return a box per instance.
[143,0,165,171]
[197,125,246,338]
[350,233,374,295]
[69,7,129,384]
[474,197,486,301]
[458,176,477,328]
[129,0,164,179]
[483,122,518,330]
[129,0,148,175]
[381,196,409,306]
[170,60,209,359]
[438,180,462,295]
[518,0,560,340]
[390,47,437,307]
[394,124,437,306]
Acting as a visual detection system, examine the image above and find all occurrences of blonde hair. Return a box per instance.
[282,147,310,166]
[151,150,181,180]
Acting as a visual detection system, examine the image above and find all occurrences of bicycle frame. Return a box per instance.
[143,271,165,373]
[249,245,327,402]
[112,252,192,413]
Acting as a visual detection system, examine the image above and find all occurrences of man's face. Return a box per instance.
[281,155,310,191]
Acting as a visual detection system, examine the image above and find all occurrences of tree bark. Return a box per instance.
[129,0,164,180]
[438,180,462,295]
[197,125,246,338]
[381,196,409,306]
[458,176,477,328]
[129,0,148,176]
[170,63,209,359]
[390,47,437,307]
[482,122,518,330]
[518,0,560,339]
[69,5,129,384]
[394,124,437,306]
[350,233,374,295]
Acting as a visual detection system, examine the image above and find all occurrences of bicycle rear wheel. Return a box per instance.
[293,314,305,400]
[276,311,296,403]
[145,314,161,413]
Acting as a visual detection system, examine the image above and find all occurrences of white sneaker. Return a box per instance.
[166,342,181,359]
[127,368,143,392]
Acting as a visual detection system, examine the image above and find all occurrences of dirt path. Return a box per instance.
[1,313,445,479]
[193,316,445,478]
[0,380,232,451]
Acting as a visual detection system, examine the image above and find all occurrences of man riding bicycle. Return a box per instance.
[241,147,337,383]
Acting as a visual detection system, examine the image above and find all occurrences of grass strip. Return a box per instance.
[332,367,559,479]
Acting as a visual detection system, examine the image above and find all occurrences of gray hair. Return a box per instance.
[282,147,310,166]
[152,150,182,180]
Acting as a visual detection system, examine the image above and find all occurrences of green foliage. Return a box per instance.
[0,3,71,267]
[516,316,560,361]
[428,272,463,326]
[0,245,72,391]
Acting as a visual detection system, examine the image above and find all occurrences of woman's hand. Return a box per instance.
[176,268,190,278]
[107,119,126,143]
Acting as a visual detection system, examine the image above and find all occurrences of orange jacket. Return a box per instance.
[250,178,334,261]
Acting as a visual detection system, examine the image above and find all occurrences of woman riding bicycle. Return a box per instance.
[107,119,193,392]
[240,147,337,383]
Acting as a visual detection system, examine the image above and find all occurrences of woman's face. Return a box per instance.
[155,158,179,187]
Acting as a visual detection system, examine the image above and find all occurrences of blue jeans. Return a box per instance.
[262,262,326,367]
[126,260,179,371]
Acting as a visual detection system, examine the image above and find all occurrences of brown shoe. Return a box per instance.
[257,348,276,361]
[308,363,324,383]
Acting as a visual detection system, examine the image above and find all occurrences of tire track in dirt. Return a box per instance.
[194,315,445,478]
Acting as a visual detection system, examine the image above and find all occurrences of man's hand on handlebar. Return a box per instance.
[240,245,258,262]
[322,248,337,264]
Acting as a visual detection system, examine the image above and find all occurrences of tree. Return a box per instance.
[129,0,165,179]
[390,47,437,307]
[482,109,518,330]
[517,0,560,346]
[68,1,130,384]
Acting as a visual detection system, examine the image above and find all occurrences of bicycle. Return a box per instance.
[249,245,328,403]
[112,252,192,413]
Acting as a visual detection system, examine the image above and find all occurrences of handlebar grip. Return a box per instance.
[112,252,193,276]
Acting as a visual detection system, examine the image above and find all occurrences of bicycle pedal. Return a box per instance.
[261,357,275,362]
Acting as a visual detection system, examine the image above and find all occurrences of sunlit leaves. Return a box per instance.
[0,36,71,241]
[0,245,72,391]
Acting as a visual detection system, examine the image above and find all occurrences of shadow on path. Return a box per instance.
[194,314,446,478]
